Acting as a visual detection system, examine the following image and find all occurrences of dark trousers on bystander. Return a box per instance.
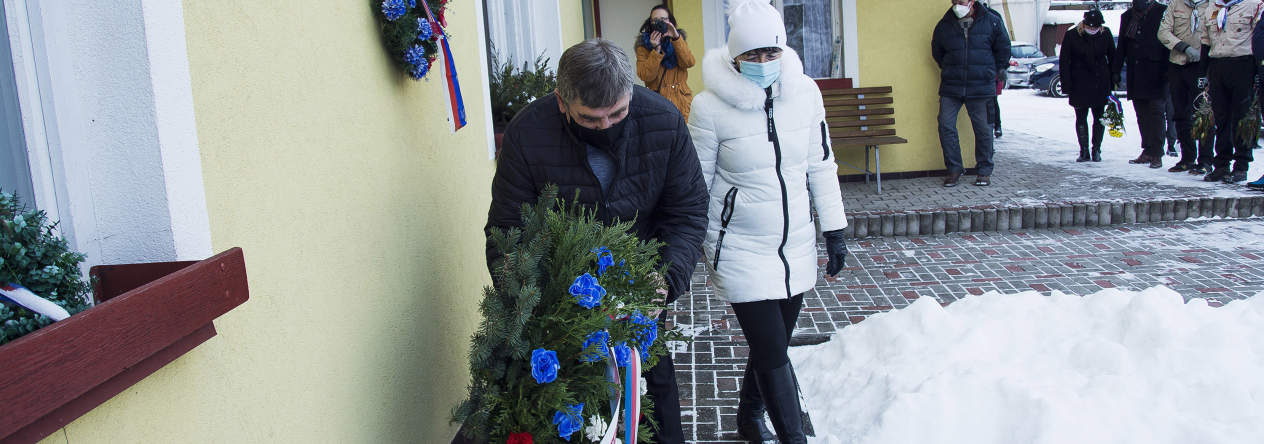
[1208,57,1256,171]
[1133,98,1168,159]
[1169,62,1214,167]
[938,96,995,176]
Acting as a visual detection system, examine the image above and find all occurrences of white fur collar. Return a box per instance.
[701,46,809,111]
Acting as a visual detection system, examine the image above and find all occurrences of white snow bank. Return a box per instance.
[791,287,1264,444]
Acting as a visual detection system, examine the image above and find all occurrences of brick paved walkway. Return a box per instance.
[668,219,1264,443]
[839,131,1257,214]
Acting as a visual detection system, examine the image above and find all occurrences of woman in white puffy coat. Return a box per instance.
[687,0,849,442]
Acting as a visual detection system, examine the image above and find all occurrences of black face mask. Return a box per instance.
[1133,0,1150,9]
[565,109,628,151]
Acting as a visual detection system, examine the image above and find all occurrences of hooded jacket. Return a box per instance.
[687,47,848,304]
[485,86,709,304]
[931,1,1012,99]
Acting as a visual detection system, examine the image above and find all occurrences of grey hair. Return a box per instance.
[556,38,634,108]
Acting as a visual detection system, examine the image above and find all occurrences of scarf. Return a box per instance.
[1215,0,1246,29]
[641,32,678,70]
[1125,2,1154,38]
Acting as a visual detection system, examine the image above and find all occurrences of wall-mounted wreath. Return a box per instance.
[374,0,451,80]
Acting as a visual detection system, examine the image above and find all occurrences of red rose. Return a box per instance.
[507,432,533,444]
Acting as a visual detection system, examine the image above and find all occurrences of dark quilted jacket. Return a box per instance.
[485,86,709,304]
[931,2,1012,99]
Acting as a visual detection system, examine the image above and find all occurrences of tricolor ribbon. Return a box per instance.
[0,283,70,321]
[595,342,642,444]
[1108,95,1124,115]
[417,0,467,133]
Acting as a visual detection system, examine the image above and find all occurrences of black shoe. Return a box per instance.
[1168,163,1192,172]
[1189,164,1208,175]
[1166,145,1178,157]
[754,363,808,444]
[1204,168,1230,182]
[1091,147,1102,162]
[1224,170,1249,183]
[736,366,777,443]
[1128,154,1151,165]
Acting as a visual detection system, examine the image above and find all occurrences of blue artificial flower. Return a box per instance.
[531,348,559,384]
[552,403,585,441]
[403,45,430,80]
[567,273,605,309]
[580,330,610,363]
[407,0,416,6]
[592,247,614,276]
[416,17,433,40]
[382,0,407,21]
[612,341,632,368]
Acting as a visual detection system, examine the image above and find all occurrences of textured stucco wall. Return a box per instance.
[845,1,980,175]
[559,0,587,48]
[38,0,492,442]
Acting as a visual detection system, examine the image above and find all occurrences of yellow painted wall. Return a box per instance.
[38,0,493,442]
[560,0,588,47]
[671,0,707,98]
[843,0,980,175]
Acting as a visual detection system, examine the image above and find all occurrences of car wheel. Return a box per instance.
[1048,76,1064,98]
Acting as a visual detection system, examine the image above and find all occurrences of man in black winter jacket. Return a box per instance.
[932,0,1011,188]
[485,38,708,444]
[1115,0,1170,169]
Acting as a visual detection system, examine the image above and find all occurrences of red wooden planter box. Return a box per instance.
[0,248,250,444]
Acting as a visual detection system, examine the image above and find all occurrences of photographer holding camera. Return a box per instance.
[637,5,696,121]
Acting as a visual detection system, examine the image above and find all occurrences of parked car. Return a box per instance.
[1005,42,1047,88]
[1029,57,1127,98]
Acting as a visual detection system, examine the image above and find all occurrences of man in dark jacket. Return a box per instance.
[485,38,708,444]
[932,0,1011,188]
[1115,0,1170,169]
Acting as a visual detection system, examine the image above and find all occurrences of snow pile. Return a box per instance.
[791,287,1264,444]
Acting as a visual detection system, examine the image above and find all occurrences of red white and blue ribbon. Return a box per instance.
[0,283,70,321]
[418,0,467,133]
[1108,95,1124,115]
[623,347,642,444]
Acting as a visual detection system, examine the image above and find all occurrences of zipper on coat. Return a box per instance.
[712,187,738,269]
[764,87,793,298]
[820,122,830,161]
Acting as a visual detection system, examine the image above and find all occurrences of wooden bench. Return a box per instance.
[823,86,907,194]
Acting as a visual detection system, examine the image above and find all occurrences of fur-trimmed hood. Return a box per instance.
[700,46,812,111]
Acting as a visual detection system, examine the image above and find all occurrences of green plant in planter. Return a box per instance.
[0,191,91,345]
[489,46,557,132]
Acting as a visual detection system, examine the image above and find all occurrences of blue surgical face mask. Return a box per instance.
[739,59,781,89]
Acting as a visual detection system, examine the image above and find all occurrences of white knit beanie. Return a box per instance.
[726,0,787,58]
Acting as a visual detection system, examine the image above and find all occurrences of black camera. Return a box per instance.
[652,19,670,34]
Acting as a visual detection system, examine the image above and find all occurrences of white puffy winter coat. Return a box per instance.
[688,47,848,304]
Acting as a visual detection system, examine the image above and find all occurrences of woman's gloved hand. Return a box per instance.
[822,229,849,277]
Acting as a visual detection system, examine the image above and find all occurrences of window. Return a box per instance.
[774,0,842,78]
[1011,45,1042,59]
[0,3,33,207]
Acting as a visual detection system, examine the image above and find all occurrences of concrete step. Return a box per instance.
[841,195,1264,239]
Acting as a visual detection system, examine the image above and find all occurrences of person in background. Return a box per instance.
[1165,92,1179,157]
[932,0,1011,188]
[1061,9,1116,163]
[636,5,696,122]
[485,38,708,444]
[1199,0,1263,183]
[1158,0,1214,173]
[1246,8,1264,188]
[688,0,850,441]
[1116,0,1171,169]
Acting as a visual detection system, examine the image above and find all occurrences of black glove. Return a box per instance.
[1198,77,1208,89]
[822,229,849,277]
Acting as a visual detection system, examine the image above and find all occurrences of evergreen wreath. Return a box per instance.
[0,191,91,345]
[453,185,687,444]
[373,0,451,80]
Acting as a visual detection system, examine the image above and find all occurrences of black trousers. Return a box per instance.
[989,96,1002,131]
[643,311,684,444]
[1165,89,1178,148]
[1075,106,1105,148]
[731,294,804,372]
[1134,99,1168,158]
[1168,62,1215,166]
[1209,57,1256,171]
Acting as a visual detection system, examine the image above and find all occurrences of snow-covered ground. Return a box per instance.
[792,287,1264,443]
[998,89,1260,198]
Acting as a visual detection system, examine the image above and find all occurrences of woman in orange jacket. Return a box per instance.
[635,5,696,121]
